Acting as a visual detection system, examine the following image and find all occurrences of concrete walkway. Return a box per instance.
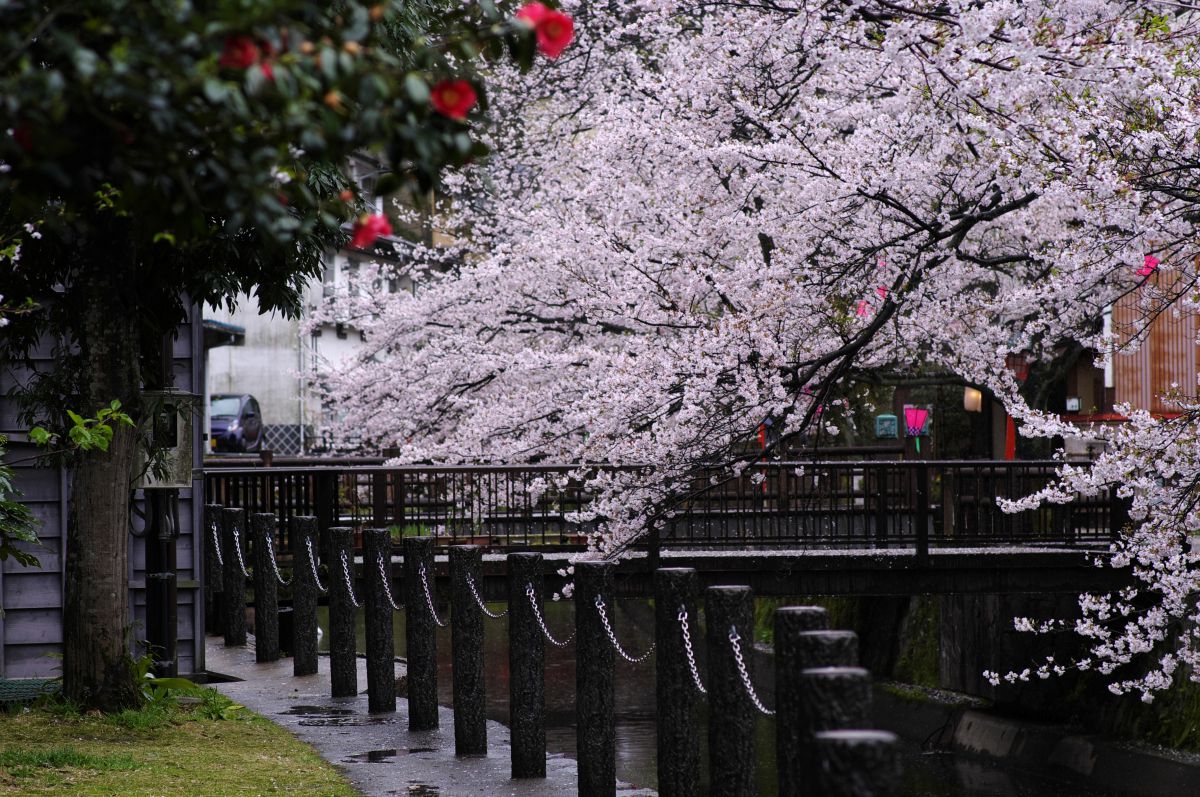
[207,637,655,797]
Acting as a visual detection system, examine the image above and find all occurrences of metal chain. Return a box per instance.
[678,606,706,694]
[595,595,655,664]
[526,583,574,647]
[304,537,328,594]
[418,565,448,628]
[210,521,224,568]
[729,626,774,716]
[377,553,402,611]
[265,533,292,586]
[466,571,507,618]
[340,550,362,609]
[231,524,251,578]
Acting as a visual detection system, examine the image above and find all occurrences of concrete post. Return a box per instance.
[250,513,280,663]
[813,730,901,797]
[404,536,439,731]
[290,515,319,676]
[362,528,396,713]
[654,567,701,797]
[328,527,358,698]
[705,585,756,797]
[797,666,873,788]
[509,552,546,778]
[575,561,615,797]
[220,507,246,647]
[450,545,487,756]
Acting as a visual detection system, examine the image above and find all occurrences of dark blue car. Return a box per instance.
[209,393,264,453]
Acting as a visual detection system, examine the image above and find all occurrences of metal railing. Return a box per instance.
[203,460,1124,555]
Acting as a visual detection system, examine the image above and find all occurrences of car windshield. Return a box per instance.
[210,397,241,417]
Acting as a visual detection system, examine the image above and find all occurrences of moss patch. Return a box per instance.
[0,691,358,796]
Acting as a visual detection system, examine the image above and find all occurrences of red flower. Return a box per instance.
[430,80,478,120]
[219,35,260,69]
[516,3,575,60]
[350,214,393,249]
[260,61,275,82]
[12,124,32,153]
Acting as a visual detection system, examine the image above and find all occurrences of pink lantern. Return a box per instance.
[904,406,929,437]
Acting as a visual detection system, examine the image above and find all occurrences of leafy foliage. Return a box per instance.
[0,435,39,568]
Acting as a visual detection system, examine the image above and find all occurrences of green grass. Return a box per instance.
[0,690,359,796]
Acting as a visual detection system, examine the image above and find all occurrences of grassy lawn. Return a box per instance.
[0,690,359,796]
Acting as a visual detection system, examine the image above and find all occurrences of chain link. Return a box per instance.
[304,537,328,594]
[339,550,362,609]
[264,533,292,586]
[595,595,655,664]
[210,521,224,568]
[467,571,507,618]
[418,565,448,628]
[527,583,574,647]
[231,524,251,578]
[378,553,402,611]
[729,626,774,715]
[678,606,706,694]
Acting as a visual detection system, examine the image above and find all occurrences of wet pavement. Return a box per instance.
[206,636,655,797]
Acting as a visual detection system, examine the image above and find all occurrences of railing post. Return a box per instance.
[1110,486,1129,539]
[915,465,930,564]
[576,561,616,797]
[874,466,888,548]
[797,666,873,785]
[362,528,396,713]
[775,607,833,795]
[316,470,337,567]
[509,552,546,777]
[290,515,320,676]
[221,507,247,647]
[329,527,358,698]
[450,545,487,756]
[372,470,387,529]
[813,730,901,797]
[705,585,756,796]
[204,503,225,636]
[654,568,701,797]
[250,513,280,663]
[404,536,439,731]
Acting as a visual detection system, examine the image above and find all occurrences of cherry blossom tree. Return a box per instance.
[318,0,1200,696]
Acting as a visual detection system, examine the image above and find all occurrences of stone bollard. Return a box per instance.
[328,527,358,698]
[575,561,615,797]
[290,516,320,677]
[796,665,873,789]
[362,528,396,713]
[508,552,546,778]
[813,730,901,797]
[705,585,756,797]
[654,568,701,797]
[450,546,487,756]
[204,504,225,636]
[404,536,440,732]
[220,507,247,647]
[250,513,280,663]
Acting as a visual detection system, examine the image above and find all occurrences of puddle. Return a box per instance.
[279,705,353,716]
[407,747,436,754]
[391,786,439,796]
[299,715,397,727]
[342,749,398,764]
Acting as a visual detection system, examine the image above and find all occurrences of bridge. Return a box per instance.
[204,460,1131,597]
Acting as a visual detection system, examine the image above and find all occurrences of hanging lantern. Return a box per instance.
[963,387,983,413]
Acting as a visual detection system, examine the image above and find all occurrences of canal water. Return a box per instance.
[317,599,1114,796]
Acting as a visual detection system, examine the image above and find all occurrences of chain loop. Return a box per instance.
[678,606,706,694]
[304,537,328,594]
[377,553,402,611]
[527,583,574,647]
[210,521,224,568]
[264,533,292,586]
[466,571,507,618]
[231,523,251,578]
[595,595,655,663]
[729,626,774,715]
[339,550,362,609]
[418,565,448,628]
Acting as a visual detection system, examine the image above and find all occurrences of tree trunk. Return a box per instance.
[62,253,142,711]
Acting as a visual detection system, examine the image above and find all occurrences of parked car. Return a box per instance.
[209,393,264,453]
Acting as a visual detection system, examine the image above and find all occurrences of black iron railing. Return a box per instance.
[203,460,1124,555]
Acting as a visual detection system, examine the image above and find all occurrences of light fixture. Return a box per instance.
[963,387,983,413]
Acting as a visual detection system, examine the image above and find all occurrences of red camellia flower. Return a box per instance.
[219,35,260,69]
[350,214,393,249]
[430,80,478,120]
[516,2,575,60]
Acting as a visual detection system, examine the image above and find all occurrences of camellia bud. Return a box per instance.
[369,5,386,22]
[324,91,343,110]
[343,41,362,56]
